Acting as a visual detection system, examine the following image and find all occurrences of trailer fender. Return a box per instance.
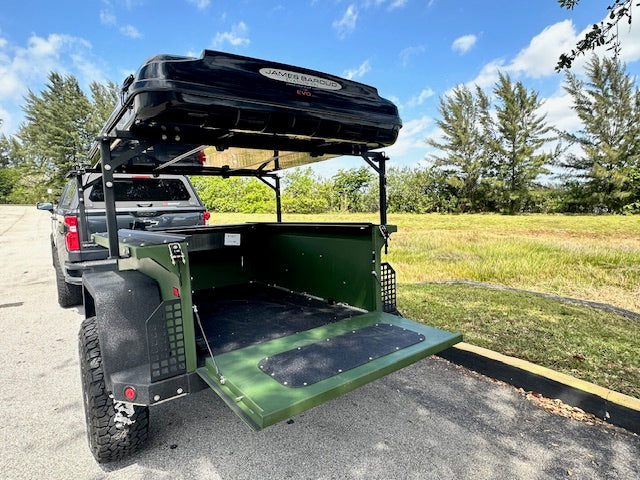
[82,270,161,393]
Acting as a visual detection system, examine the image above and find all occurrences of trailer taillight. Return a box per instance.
[123,386,137,401]
[64,216,80,251]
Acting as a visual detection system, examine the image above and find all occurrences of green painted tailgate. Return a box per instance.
[197,311,461,430]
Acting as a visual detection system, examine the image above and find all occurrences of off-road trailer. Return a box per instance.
[77,50,462,462]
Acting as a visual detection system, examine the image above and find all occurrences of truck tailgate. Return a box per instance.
[197,311,461,430]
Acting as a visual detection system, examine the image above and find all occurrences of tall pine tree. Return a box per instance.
[17,73,118,189]
[428,85,491,212]
[563,56,640,212]
[487,73,553,214]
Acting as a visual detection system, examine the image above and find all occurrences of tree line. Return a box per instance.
[1,56,639,214]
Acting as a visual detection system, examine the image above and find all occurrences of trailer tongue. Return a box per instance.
[79,50,461,462]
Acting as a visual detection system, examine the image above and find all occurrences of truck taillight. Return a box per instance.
[64,216,80,251]
[203,211,210,223]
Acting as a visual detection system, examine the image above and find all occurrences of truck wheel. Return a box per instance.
[53,251,83,307]
[78,317,150,463]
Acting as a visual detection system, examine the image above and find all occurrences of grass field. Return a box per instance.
[210,212,640,397]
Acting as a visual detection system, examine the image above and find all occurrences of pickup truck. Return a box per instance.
[60,50,462,463]
[37,173,208,307]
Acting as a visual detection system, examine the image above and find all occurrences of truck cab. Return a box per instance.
[38,173,207,307]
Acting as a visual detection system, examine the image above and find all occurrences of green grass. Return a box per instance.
[208,212,640,397]
[397,283,640,398]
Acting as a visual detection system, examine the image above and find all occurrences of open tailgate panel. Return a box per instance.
[197,311,461,430]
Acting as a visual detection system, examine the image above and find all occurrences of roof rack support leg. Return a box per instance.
[256,174,282,223]
[275,175,282,223]
[75,172,89,244]
[362,153,388,226]
[99,138,120,259]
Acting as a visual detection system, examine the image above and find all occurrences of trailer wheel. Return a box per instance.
[78,316,149,463]
[53,250,83,308]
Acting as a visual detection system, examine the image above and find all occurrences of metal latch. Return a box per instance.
[168,243,185,265]
[379,225,390,254]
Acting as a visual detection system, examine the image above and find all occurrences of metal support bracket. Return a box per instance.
[362,152,389,227]
[168,243,186,265]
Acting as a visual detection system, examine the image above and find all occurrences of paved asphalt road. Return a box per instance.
[1,205,638,480]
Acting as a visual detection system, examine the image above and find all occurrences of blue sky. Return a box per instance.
[1,0,639,175]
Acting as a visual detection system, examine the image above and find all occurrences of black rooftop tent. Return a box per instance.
[87,50,402,258]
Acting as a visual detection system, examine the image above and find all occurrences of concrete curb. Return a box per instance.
[438,342,640,434]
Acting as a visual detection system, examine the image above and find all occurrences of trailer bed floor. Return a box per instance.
[192,284,358,356]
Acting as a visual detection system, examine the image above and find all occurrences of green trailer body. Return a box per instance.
[91,223,461,431]
[72,50,462,463]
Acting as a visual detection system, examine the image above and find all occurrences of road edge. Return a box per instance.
[438,342,640,435]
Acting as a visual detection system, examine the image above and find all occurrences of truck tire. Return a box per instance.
[53,250,83,308]
[78,316,150,463]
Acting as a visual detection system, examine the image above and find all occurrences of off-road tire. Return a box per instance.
[78,317,150,463]
[53,249,83,307]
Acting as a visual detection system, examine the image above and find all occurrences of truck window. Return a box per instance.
[59,179,77,209]
[89,178,191,202]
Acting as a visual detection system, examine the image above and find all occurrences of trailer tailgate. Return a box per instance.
[197,311,461,430]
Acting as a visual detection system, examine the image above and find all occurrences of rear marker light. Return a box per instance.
[173,287,180,297]
[123,386,137,401]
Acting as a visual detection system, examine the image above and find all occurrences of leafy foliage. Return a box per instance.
[331,167,375,212]
[18,72,94,187]
[282,168,330,213]
[562,56,640,212]
[0,73,117,203]
[487,73,554,213]
[191,176,275,213]
[427,85,491,211]
[557,0,639,70]
[428,74,555,214]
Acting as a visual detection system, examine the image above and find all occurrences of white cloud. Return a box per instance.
[0,34,104,134]
[407,87,435,107]
[451,34,477,55]
[616,14,640,62]
[364,0,407,9]
[388,0,408,9]
[465,58,505,90]
[385,115,432,158]
[399,45,426,67]
[0,106,14,135]
[212,22,250,48]
[342,60,371,80]
[186,0,210,10]
[468,14,640,89]
[100,5,143,39]
[333,5,358,39]
[538,91,580,132]
[119,24,142,39]
[509,20,576,78]
[99,9,117,26]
